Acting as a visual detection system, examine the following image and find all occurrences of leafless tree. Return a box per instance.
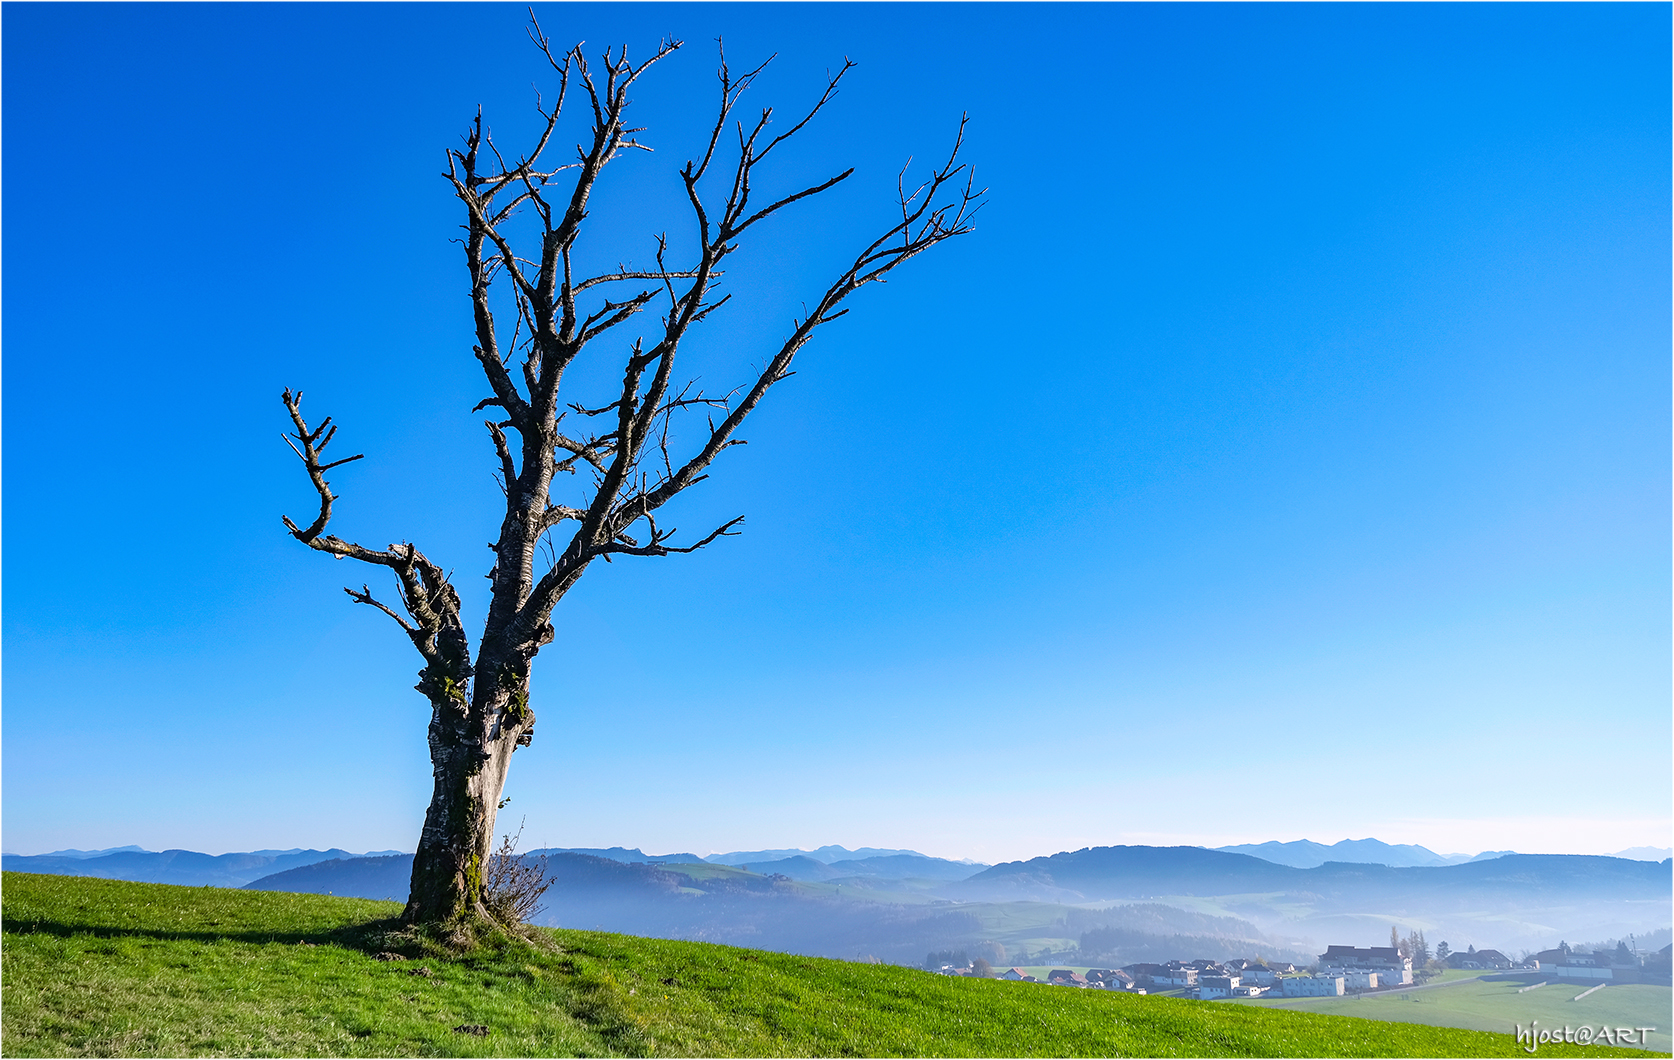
[281,23,980,926]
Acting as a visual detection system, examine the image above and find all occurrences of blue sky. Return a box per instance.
[4,3,1668,863]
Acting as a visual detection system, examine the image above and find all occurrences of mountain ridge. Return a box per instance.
[0,848,378,888]
[12,836,1666,889]
[1210,837,1517,869]
[953,845,1671,904]
[702,845,955,865]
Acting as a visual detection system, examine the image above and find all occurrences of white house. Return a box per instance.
[1282,975,1346,997]
[1319,945,1412,986]
[1199,975,1241,999]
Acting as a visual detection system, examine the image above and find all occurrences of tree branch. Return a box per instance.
[346,583,418,632]
[280,390,467,673]
[280,388,365,543]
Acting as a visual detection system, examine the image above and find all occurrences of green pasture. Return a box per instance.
[1236,976,1672,1053]
[3,873,1665,1058]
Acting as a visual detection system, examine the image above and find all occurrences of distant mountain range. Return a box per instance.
[1210,838,1518,869]
[524,847,710,865]
[247,852,1051,964]
[700,845,967,865]
[0,848,405,888]
[9,840,1667,965]
[9,838,1665,888]
[27,845,153,860]
[725,853,984,882]
[242,848,985,899]
[509,847,987,877]
[1613,846,1674,862]
[233,843,1670,963]
[951,845,1671,904]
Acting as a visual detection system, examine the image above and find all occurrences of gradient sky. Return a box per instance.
[4,3,1668,863]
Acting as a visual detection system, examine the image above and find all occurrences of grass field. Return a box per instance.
[3,872,1666,1058]
[1235,976,1672,1053]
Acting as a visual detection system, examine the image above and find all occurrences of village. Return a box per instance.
[969,944,1420,999]
[935,940,1671,998]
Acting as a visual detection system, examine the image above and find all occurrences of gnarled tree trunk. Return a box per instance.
[404,681,525,923]
[280,23,979,926]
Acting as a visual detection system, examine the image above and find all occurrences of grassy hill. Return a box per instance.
[3,873,1665,1058]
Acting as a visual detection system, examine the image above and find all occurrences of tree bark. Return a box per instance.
[403,627,536,922]
[403,690,524,923]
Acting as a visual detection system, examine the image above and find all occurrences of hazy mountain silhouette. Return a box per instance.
[243,851,1289,965]
[954,846,1671,904]
[235,843,1673,961]
[245,854,414,900]
[1614,846,1674,862]
[524,847,708,865]
[19,845,152,860]
[1,848,367,887]
[1213,838,1510,868]
[730,853,983,882]
[704,845,944,865]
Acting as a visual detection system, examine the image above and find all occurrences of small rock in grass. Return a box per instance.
[374,952,408,961]
[406,967,434,978]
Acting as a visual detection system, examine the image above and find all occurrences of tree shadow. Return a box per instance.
[1,911,412,956]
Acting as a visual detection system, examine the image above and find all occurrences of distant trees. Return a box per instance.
[1406,930,1438,983]
[1407,929,1430,965]
[1393,927,1438,982]
[280,22,978,929]
[971,957,995,978]
[1436,940,1451,961]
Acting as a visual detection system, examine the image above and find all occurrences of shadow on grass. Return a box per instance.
[3,910,565,973]
[1,912,412,955]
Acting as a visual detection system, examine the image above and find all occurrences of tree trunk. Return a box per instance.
[402,661,533,923]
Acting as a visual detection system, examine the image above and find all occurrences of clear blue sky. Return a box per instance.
[4,3,1668,862]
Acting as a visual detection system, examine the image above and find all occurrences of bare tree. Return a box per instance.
[280,25,980,926]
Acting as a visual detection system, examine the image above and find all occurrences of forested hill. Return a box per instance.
[246,853,706,907]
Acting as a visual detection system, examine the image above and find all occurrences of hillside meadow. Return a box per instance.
[2,872,1666,1058]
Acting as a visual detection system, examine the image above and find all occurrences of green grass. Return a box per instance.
[1411,969,1496,986]
[1236,975,1672,1053]
[3,872,1666,1058]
